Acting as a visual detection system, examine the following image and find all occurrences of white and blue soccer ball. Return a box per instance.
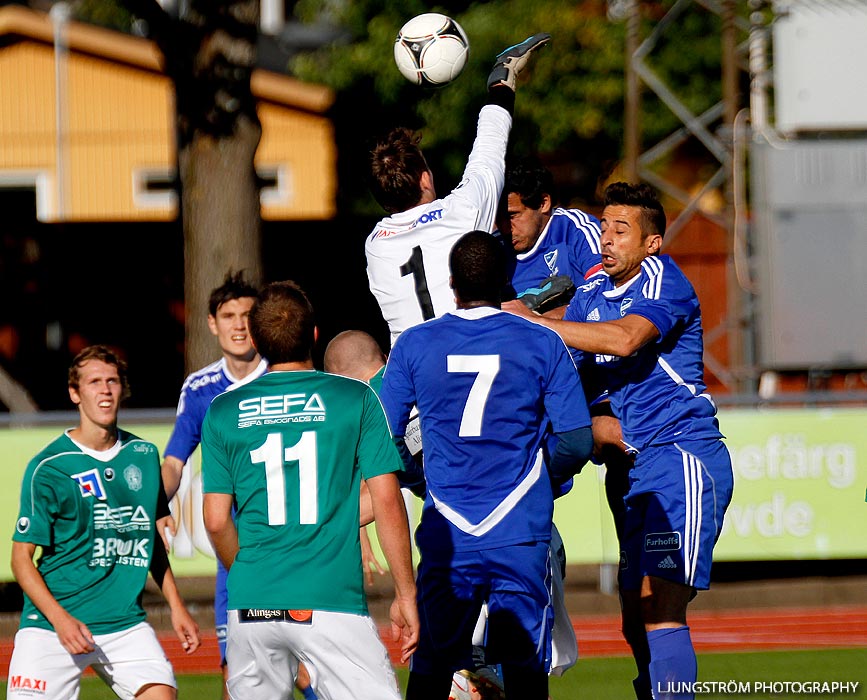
[394,13,470,87]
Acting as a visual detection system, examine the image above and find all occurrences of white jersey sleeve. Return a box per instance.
[365,105,512,347]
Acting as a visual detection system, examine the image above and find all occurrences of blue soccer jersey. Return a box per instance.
[380,307,591,553]
[508,207,603,296]
[163,356,267,661]
[564,255,723,451]
[164,357,268,463]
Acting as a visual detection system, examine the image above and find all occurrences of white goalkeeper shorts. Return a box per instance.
[226,609,401,700]
[7,622,175,700]
[550,523,578,676]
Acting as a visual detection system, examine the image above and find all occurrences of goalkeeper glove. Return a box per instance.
[517,275,576,314]
[487,32,552,91]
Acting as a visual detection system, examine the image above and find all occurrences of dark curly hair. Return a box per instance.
[503,155,555,210]
[450,231,507,304]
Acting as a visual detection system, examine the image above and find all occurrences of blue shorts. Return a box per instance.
[619,439,733,591]
[411,541,554,675]
[215,557,229,663]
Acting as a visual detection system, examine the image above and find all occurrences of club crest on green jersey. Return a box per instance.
[124,465,143,491]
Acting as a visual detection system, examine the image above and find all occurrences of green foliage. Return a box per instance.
[72,0,135,33]
[292,0,631,146]
[288,0,748,210]
[289,0,625,209]
[67,0,749,210]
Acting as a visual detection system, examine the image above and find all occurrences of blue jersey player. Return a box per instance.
[498,157,602,318]
[506,183,734,700]
[499,156,613,678]
[499,158,645,689]
[380,231,592,700]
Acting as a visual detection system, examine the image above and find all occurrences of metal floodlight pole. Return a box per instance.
[622,0,749,393]
[624,0,641,183]
[50,2,71,221]
[721,0,750,393]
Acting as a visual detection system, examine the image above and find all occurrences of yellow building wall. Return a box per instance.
[257,102,336,221]
[65,48,174,221]
[0,37,335,222]
[0,42,56,170]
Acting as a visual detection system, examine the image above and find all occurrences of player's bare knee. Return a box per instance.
[639,576,692,626]
[133,682,177,700]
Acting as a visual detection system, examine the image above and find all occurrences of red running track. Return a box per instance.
[2,606,866,678]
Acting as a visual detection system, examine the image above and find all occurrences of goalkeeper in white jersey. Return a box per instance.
[365,33,552,347]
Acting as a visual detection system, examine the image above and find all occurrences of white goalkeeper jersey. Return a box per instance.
[365,104,512,347]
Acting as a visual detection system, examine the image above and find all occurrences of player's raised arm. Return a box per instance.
[459,32,553,220]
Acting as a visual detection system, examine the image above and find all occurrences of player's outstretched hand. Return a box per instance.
[390,595,420,663]
[54,612,95,655]
[502,298,540,320]
[488,33,552,91]
[156,514,176,553]
[171,604,201,655]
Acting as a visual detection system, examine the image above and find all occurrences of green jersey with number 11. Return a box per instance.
[201,370,403,614]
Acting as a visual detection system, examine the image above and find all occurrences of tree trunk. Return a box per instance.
[122,0,264,375]
[176,0,263,373]
[180,117,262,373]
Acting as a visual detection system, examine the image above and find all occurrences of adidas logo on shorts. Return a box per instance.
[658,555,677,570]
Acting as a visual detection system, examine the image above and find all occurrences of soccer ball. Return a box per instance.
[394,13,470,87]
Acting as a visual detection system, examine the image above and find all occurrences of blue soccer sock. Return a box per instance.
[300,685,319,700]
[647,626,696,699]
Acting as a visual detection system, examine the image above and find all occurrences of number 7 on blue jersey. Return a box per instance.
[447,355,500,437]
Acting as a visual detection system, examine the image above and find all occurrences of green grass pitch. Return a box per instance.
[4,648,865,698]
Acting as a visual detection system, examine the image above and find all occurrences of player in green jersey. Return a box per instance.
[8,345,200,700]
[322,329,392,583]
[202,281,418,700]
[323,330,388,393]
